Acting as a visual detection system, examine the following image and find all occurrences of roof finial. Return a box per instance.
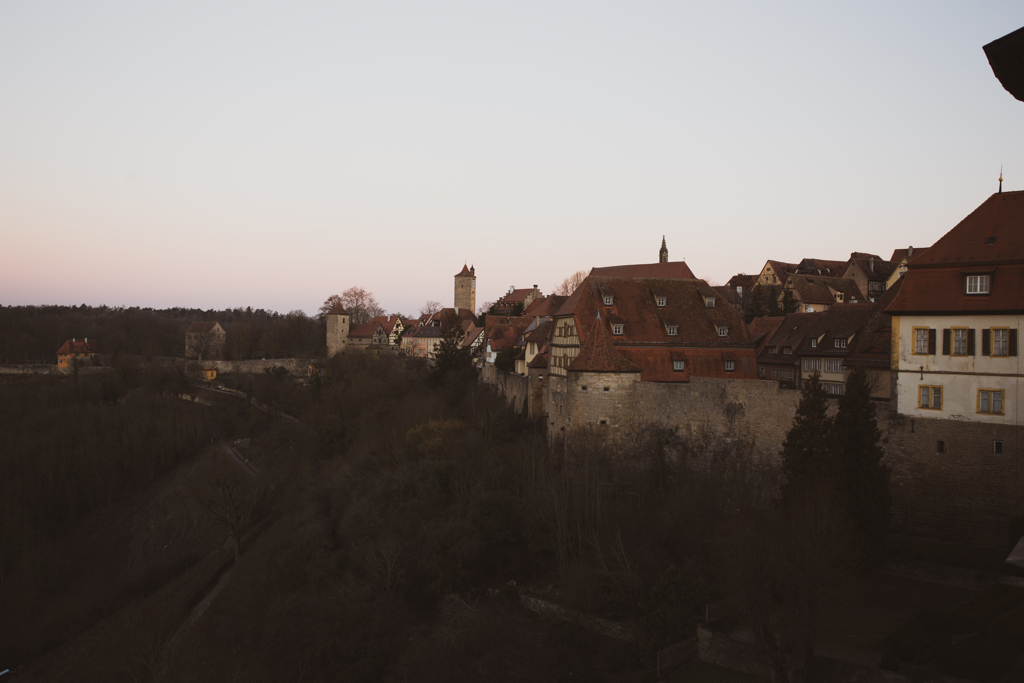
[999,165,1003,194]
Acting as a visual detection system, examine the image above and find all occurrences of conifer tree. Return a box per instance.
[781,372,833,494]
[830,366,891,564]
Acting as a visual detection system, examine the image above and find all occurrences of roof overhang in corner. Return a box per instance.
[985,26,1024,102]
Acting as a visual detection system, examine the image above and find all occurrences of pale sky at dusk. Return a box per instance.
[2,2,1023,316]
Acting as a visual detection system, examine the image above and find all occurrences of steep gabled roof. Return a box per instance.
[910,191,1024,266]
[186,322,222,334]
[886,192,1024,315]
[455,264,473,277]
[889,247,929,263]
[785,274,864,304]
[569,316,641,373]
[526,319,554,344]
[845,256,898,283]
[572,277,753,347]
[761,304,878,358]
[57,339,100,355]
[796,258,847,277]
[523,295,568,318]
[590,261,695,279]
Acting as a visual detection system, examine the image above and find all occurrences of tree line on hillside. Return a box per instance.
[0,305,326,363]
[5,346,893,682]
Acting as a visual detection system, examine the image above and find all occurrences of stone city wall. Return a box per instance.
[483,366,1024,549]
[480,363,530,413]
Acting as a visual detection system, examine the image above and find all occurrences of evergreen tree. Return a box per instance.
[830,366,891,565]
[432,314,471,381]
[780,372,832,495]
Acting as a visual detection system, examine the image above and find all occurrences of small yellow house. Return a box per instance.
[202,367,217,381]
[56,338,99,368]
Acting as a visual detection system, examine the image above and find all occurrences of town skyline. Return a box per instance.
[3,2,1023,316]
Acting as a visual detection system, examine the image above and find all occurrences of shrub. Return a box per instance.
[638,565,713,654]
[935,633,1017,682]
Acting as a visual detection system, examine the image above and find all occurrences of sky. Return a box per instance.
[2,2,1023,316]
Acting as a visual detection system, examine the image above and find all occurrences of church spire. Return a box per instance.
[659,236,668,263]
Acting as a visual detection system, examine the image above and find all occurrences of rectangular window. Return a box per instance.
[913,328,929,355]
[724,360,735,371]
[604,295,614,305]
[771,368,777,379]
[834,339,846,348]
[673,360,685,371]
[657,296,667,307]
[803,359,821,371]
[704,297,714,308]
[667,325,678,336]
[612,324,624,335]
[810,339,817,348]
[966,274,990,294]
[936,440,945,453]
[758,367,765,377]
[804,304,813,312]
[783,346,792,354]
[951,328,967,356]
[992,328,1009,356]
[769,346,777,354]
[977,390,1004,415]
[994,441,1004,455]
[919,385,942,410]
[784,370,793,379]
[717,326,728,337]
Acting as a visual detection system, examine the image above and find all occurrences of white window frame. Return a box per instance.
[717,326,728,337]
[657,296,667,307]
[992,328,1009,356]
[952,328,967,356]
[914,328,929,355]
[966,275,991,294]
[705,297,715,309]
[604,295,614,305]
[666,325,678,336]
[672,360,685,371]
[834,339,846,348]
[724,360,735,371]
[612,324,624,335]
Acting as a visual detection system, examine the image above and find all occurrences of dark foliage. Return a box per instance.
[780,372,833,493]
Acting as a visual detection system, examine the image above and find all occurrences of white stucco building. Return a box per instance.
[886,191,1022,430]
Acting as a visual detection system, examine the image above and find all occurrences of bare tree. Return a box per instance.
[724,481,854,683]
[339,287,385,324]
[317,294,345,321]
[553,270,587,296]
[478,301,494,316]
[420,300,443,316]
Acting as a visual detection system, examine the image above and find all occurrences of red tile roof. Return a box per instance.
[485,316,532,352]
[590,261,695,279]
[886,192,1024,315]
[523,295,568,318]
[760,304,879,360]
[746,316,785,354]
[57,339,100,355]
[889,247,929,263]
[785,274,864,304]
[526,319,554,344]
[348,322,383,338]
[527,347,550,369]
[569,316,641,373]
[910,191,1024,266]
[796,258,847,277]
[845,257,898,283]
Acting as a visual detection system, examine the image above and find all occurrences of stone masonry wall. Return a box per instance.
[482,367,1024,549]
[480,364,530,413]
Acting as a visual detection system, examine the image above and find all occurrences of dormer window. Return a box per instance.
[657,296,667,307]
[966,275,990,294]
[666,325,678,336]
[835,339,846,348]
[724,360,735,371]
[769,346,777,354]
[783,346,792,354]
[604,295,614,305]
[835,293,843,302]
[810,339,817,348]
[705,297,715,309]
[612,324,624,335]
[717,326,728,337]
[673,360,685,371]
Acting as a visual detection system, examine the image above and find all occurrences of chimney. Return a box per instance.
[509,285,515,294]
[84,337,88,343]
[869,256,874,272]
[908,246,914,258]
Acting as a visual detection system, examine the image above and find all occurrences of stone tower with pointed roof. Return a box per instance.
[454,263,477,313]
[659,236,668,263]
